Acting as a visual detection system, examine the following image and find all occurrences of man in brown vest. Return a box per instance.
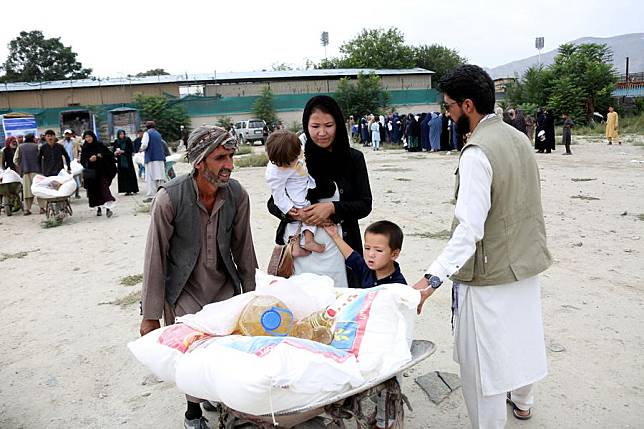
[414,65,551,428]
[140,125,258,429]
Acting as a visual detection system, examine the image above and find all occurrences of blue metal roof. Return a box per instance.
[0,68,433,93]
[612,87,644,97]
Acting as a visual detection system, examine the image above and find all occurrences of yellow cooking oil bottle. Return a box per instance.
[291,307,337,345]
[237,296,294,337]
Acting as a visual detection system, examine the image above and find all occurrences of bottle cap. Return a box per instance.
[261,309,282,331]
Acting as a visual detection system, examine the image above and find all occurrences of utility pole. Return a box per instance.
[321,31,329,60]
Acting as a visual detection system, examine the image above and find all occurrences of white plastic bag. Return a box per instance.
[70,160,83,176]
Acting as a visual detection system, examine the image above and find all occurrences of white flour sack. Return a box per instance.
[31,171,77,199]
[127,323,213,383]
[0,168,22,184]
[175,336,364,415]
[330,285,420,378]
[128,272,421,415]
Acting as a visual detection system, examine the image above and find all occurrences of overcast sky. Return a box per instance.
[0,0,641,79]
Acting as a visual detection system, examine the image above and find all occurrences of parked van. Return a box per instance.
[234,119,266,144]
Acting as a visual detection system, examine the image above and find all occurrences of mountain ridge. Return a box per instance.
[487,33,644,79]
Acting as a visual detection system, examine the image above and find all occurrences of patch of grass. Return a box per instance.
[120,274,143,287]
[234,145,252,156]
[394,177,412,182]
[40,218,62,228]
[637,214,644,221]
[108,290,141,308]
[0,249,40,262]
[571,195,600,201]
[135,203,151,214]
[385,190,393,194]
[574,113,644,136]
[571,178,596,182]
[380,143,406,151]
[234,153,269,168]
[408,229,452,240]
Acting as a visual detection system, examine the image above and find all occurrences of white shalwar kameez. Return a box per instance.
[140,131,166,198]
[427,133,548,429]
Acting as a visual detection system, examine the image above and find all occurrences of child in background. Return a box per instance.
[265,130,325,257]
[324,220,406,287]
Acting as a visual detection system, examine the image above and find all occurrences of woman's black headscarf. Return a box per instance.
[302,95,351,200]
[81,130,116,179]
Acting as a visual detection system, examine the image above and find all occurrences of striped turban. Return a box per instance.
[186,125,238,166]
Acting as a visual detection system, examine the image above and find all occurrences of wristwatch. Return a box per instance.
[423,273,443,289]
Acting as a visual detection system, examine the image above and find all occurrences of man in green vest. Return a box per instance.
[139,125,258,429]
[414,65,551,428]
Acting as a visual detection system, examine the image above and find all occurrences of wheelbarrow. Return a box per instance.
[211,339,436,429]
[0,181,23,216]
[42,196,73,221]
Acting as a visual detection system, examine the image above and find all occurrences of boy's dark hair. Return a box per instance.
[438,64,495,115]
[265,130,301,167]
[365,220,404,251]
[44,129,56,136]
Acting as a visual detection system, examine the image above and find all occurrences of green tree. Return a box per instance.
[135,69,170,77]
[0,30,92,82]
[271,62,292,71]
[506,65,554,108]
[319,28,415,69]
[335,73,390,119]
[547,43,617,121]
[253,86,279,124]
[216,116,234,129]
[133,94,191,142]
[413,44,466,87]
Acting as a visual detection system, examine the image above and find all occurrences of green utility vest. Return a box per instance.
[451,115,552,285]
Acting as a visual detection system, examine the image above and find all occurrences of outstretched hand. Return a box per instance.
[322,223,339,238]
[412,277,435,315]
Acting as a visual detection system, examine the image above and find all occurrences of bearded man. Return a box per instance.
[139,125,258,429]
[415,65,551,429]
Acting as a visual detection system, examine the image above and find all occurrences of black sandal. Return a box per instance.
[506,393,532,420]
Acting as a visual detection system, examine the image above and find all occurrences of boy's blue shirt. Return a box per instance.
[346,250,407,288]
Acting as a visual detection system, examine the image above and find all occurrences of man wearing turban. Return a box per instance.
[139,125,258,429]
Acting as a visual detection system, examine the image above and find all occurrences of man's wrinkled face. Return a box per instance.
[197,145,235,188]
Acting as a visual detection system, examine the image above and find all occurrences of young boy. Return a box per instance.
[324,220,406,287]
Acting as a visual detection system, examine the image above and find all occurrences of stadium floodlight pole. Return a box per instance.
[321,31,329,60]
[535,37,544,66]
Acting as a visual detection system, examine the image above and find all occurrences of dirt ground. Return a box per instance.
[1,135,643,428]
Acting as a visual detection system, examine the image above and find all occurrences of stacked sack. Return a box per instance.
[128,271,420,415]
[31,170,77,199]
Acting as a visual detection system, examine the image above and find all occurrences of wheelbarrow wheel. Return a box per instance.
[46,202,56,219]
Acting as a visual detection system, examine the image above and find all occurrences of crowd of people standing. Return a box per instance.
[0,121,172,218]
[349,111,464,153]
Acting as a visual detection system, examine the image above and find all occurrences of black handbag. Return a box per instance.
[82,168,97,180]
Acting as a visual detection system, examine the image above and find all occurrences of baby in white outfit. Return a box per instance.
[265,130,325,257]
